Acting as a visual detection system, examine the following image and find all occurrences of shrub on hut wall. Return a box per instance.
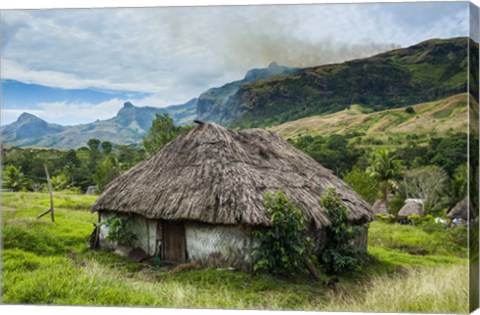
[320,188,363,274]
[252,191,314,277]
[99,215,137,246]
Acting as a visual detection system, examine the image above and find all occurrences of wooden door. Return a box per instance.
[162,221,186,263]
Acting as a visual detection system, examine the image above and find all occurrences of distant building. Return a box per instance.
[447,198,474,225]
[397,198,424,217]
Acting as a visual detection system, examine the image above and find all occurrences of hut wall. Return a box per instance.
[185,222,253,270]
[97,212,370,267]
[98,211,116,251]
[310,225,368,255]
[350,225,369,252]
[98,211,158,256]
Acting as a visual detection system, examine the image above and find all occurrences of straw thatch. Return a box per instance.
[372,199,389,216]
[91,123,375,229]
[447,198,473,220]
[397,199,424,217]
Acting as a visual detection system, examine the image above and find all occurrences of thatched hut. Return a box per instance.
[372,199,389,216]
[90,122,375,269]
[397,199,424,217]
[447,197,473,221]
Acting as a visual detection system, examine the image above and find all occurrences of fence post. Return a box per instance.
[44,164,55,223]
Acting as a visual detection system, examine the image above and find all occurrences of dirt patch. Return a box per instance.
[1,206,18,212]
[406,248,428,256]
[169,262,200,275]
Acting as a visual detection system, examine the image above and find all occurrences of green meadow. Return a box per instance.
[1,192,469,312]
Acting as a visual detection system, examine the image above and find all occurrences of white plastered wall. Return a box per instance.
[185,222,255,270]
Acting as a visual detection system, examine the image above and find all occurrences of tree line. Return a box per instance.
[1,112,473,218]
[290,132,473,216]
[1,113,189,194]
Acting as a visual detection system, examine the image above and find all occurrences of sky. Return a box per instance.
[0,1,471,125]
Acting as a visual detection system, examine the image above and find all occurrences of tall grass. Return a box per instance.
[1,192,471,312]
[2,248,468,312]
[325,263,468,313]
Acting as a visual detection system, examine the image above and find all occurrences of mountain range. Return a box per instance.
[1,37,474,149]
[1,62,299,149]
[1,99,197,149]
[207,37,474,128]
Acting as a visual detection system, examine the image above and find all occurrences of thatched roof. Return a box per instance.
[447,198,473,220]
[91,123,375,229]
[372,199,389,216]
[397,199,424,217]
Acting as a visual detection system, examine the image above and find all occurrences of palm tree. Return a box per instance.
[367,149,403,213]
[2,165,27,191]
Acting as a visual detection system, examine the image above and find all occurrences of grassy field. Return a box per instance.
[1,192,469,312]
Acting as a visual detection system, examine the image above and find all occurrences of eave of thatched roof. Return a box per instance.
[447,197,473,220]
[397,200,424,217]
[91,123,375,229]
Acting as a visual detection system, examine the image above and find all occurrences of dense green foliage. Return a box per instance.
[252,191,313,276]
[367,149,404,211]
[2,165,30,191]
[320,188,363,274]
[290,129,469,216]
[2,143,146,193]
[289,134,364,177]
[92,156,121,191]
[344,167,378,204]
[143,113,185,155]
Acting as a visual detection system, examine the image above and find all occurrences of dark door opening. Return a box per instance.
[161,221,186,263]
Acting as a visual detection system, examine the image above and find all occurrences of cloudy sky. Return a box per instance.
[0,2,471,125]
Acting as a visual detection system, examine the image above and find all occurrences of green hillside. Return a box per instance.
[205,37,474,128]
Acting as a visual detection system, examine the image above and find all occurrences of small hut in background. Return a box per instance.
[372,199,389,216]
[447,197,473,225]
[397,198,424,218]
[90,122,375,270]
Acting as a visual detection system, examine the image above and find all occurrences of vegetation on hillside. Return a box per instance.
[221,38,475,128]
[285,120,470,216]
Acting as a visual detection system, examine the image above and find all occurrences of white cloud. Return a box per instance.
[2,93,189,125]
[1,60,158,92]
[1,3,469,106]
[32,98,127,125]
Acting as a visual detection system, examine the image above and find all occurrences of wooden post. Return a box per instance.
[44,164,55,223]
[36,208,52,219]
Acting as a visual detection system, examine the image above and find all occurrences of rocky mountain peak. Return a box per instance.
[17,112,41,122]
[123,102,135,109]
